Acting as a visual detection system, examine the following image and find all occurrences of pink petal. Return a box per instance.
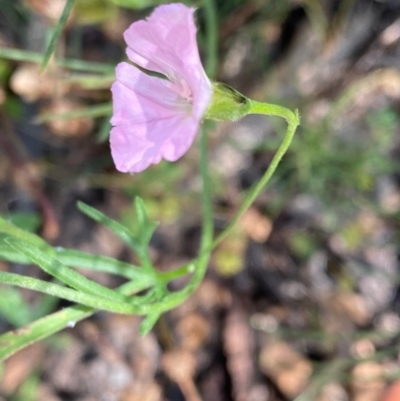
[111,62,181,126]
[124,4,199,80]
[110,4,213,173]
[110,115,195,173]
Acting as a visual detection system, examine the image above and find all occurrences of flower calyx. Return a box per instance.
[205,82,251,122]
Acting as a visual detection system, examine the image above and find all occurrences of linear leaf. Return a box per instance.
[0,235,152,283]
[40,0,76,71]
[0,286,32,327]
[34,103,112,124]
[0,275,153,362]
[6,237,128,303]
[135,197,159,247]
[77,201,140,250]
[55,248,154,282]
[0,305,93,362]
[0,48,114,73]
[139,312,161,335]
[0,217,55,255]
[0,271,146,314]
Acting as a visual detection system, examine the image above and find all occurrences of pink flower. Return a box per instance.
[110,3,212,173]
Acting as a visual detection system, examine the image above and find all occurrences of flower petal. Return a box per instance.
[124,4,200,81]
[110,4,213,173]
[110,114,195,173]
[111,62,180,126]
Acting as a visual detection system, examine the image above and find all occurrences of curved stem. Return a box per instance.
[213,101,300,247]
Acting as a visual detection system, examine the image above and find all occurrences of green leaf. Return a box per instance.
[0,304,93,362]
[108,0,167,10]
[40,0,76,71]
[0,48,114,73]
[34,102,112,124]
[135,197,159,247]
[77,201,141,250]
[96,116,112,143]
[5,212,41,232]
[139,312,160,335]
[0,286,32,327]
[0,235,153,284]
[5,237,128,303]
[0,216,55,256]
[0,271,149,314]
[55,248,154,283]
[0,235,31,264]
[0,270,155,362]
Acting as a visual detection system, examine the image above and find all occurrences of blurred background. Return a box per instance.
[1,0,400,400]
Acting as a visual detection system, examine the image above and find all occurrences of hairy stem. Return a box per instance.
[213,101,300,247]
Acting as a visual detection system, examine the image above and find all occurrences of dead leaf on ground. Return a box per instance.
[259,340,312,399]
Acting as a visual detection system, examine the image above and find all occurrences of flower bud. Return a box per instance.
[205,82,250,122]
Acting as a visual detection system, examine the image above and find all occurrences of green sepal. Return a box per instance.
[205,82,250,122]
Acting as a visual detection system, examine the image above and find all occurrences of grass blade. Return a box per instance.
[34,103,112,124]
[40,0,76,71]
[0,48,114,73]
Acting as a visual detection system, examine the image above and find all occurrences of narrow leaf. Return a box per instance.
[0,305,93,362]
[55,249,151,281]
[0,277,154,362]
[135,197,159,246]
[6,237,128,303]
[0,271,145,315]
[77,201,140,250]
[0,217,55,255]
[0,286,32,326]
[139,312,160,335]
[0,235,153,283]
[40,0,76,71]
[34,103,112,124]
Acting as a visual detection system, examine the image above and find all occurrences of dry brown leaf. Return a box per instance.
[0,343,44,395]
[224,308,254,401]
[351,362,385,401]
[259,341,312,398]
[122,381,162,401]
[336,293,372,326]
[10,64,60,102]
[176,312,211,352]
[240,207,273,243]
[162,350,201,401]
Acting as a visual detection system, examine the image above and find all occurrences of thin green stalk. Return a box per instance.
[198,127,214,276]
[34,103,112,124]
[0,48,114,73]
[202,0,218,77]
[41,0,76,71]
[163,128,214,301]
[213,101,300,247]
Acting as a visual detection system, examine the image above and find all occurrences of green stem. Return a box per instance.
[166,128,214,301]
[202,0,218,78]
[198,127,214,274]
[157,263,194,283]
[213,101,300,247]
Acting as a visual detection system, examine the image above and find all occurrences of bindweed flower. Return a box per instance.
[110,3,213,173]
